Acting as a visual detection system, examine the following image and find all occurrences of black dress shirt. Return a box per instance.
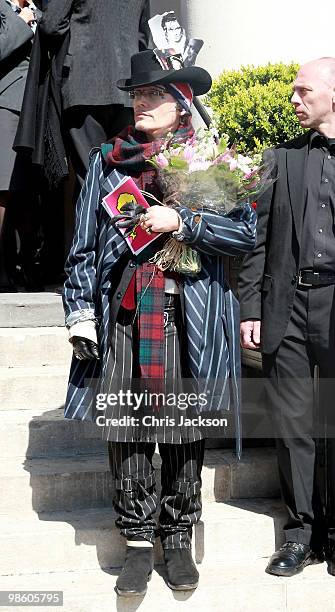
[300,131,335,271]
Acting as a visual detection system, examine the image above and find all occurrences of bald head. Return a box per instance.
[298,58,335,87]
[291,57,335,135]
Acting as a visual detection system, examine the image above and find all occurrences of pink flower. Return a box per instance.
[189,159,212,172]
[183,145,195,164]
[244,170,257,180]
[229,158,238,171]
[155,153,169,168]
[220,152,233,163]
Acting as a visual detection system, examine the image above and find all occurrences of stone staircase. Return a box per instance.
[0,293,334,612]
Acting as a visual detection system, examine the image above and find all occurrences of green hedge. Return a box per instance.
[206,63,304,152]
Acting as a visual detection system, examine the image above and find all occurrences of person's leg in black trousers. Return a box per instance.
[263,287,325,575]
[308,285,335,569]
[158,439,205,591]
[158,439,205,550]
[263,289,318,544]
[108,440,158,545]
[108,440,157,597]
[264,285,335,576]
[108,438,205,594]
[11,190,44,291]
[0,192,17,291]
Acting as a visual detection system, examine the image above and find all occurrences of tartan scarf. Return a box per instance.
[135,263,165,381]
[101,121,194,382]
[101,120,194,194]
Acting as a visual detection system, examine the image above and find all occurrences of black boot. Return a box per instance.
[325,540,335,575]
[327,551,335,576]
[266,542,315,577]
[115,546,154,597]
[164,548,199,590]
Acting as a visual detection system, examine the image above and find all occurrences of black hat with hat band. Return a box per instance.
[117,50,212,96]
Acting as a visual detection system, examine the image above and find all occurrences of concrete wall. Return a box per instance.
[150,0,180,17]
[150,0,335,78]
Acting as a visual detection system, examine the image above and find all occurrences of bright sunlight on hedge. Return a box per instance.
[206,63,304,152]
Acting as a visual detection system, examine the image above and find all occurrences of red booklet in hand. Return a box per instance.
[102,174,161,255]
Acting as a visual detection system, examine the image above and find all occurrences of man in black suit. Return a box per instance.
[239,57,335,577]
[39,0,150,186]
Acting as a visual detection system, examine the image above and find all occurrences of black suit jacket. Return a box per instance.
[0,0,42,112]
[238,132,310,354]
[39,0,150,109]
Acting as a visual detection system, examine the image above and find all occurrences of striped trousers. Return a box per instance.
[101,294,202,444]
[108,439,205,548]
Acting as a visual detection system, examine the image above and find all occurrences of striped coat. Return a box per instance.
[63,151,257,456]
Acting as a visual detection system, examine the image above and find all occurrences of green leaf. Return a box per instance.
[217,136,229,154]
[205,61,303,152]
[169,156,189,170]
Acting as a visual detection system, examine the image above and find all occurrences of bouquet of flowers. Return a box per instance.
[143,127,276,274]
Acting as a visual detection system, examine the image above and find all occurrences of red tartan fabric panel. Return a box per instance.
[136,263,165,381]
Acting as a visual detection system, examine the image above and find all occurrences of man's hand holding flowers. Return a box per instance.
[140,205,181,234]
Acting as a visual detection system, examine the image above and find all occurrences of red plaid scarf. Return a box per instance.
[101,121,194,195]
[101,121,193,381]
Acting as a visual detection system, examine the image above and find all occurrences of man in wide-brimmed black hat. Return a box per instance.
[63,49,257,597]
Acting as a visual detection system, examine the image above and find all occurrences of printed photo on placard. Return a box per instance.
[153,48,184,71]
[148,11,204,67]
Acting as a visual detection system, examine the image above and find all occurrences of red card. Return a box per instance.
[102,176,161,255]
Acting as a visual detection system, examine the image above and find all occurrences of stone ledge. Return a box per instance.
[0,293,65,328]
[0,449,280,513]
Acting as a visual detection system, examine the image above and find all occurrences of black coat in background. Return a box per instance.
[38,0,151,110]
[238,132,310,354]
[13,26,70,186]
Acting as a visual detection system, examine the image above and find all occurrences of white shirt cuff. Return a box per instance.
[68,320,98,344]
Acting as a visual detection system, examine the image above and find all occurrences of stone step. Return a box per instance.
[0,292,64,328]
[0,400,275,457]
[3,561,328,612]
[0,365,68,410]
[0,407,274,459]
[0,499,286,574]
[1,506,334,612]
[0,449,280,514]
[0,454,111,514]
[0,409,107,458]
[0,328,72,368]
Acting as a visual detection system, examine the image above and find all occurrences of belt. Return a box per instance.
[119,294,180,327]
[163,295,178,327]
[298,269,335,287]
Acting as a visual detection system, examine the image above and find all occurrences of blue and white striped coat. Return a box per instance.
[63,151,257,456]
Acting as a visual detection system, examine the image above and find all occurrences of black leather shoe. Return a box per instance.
[115,546,154,597]
[325,545,335,576]
[327,557,335,576]
[266,542,315,577]
[164,548,199,590]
